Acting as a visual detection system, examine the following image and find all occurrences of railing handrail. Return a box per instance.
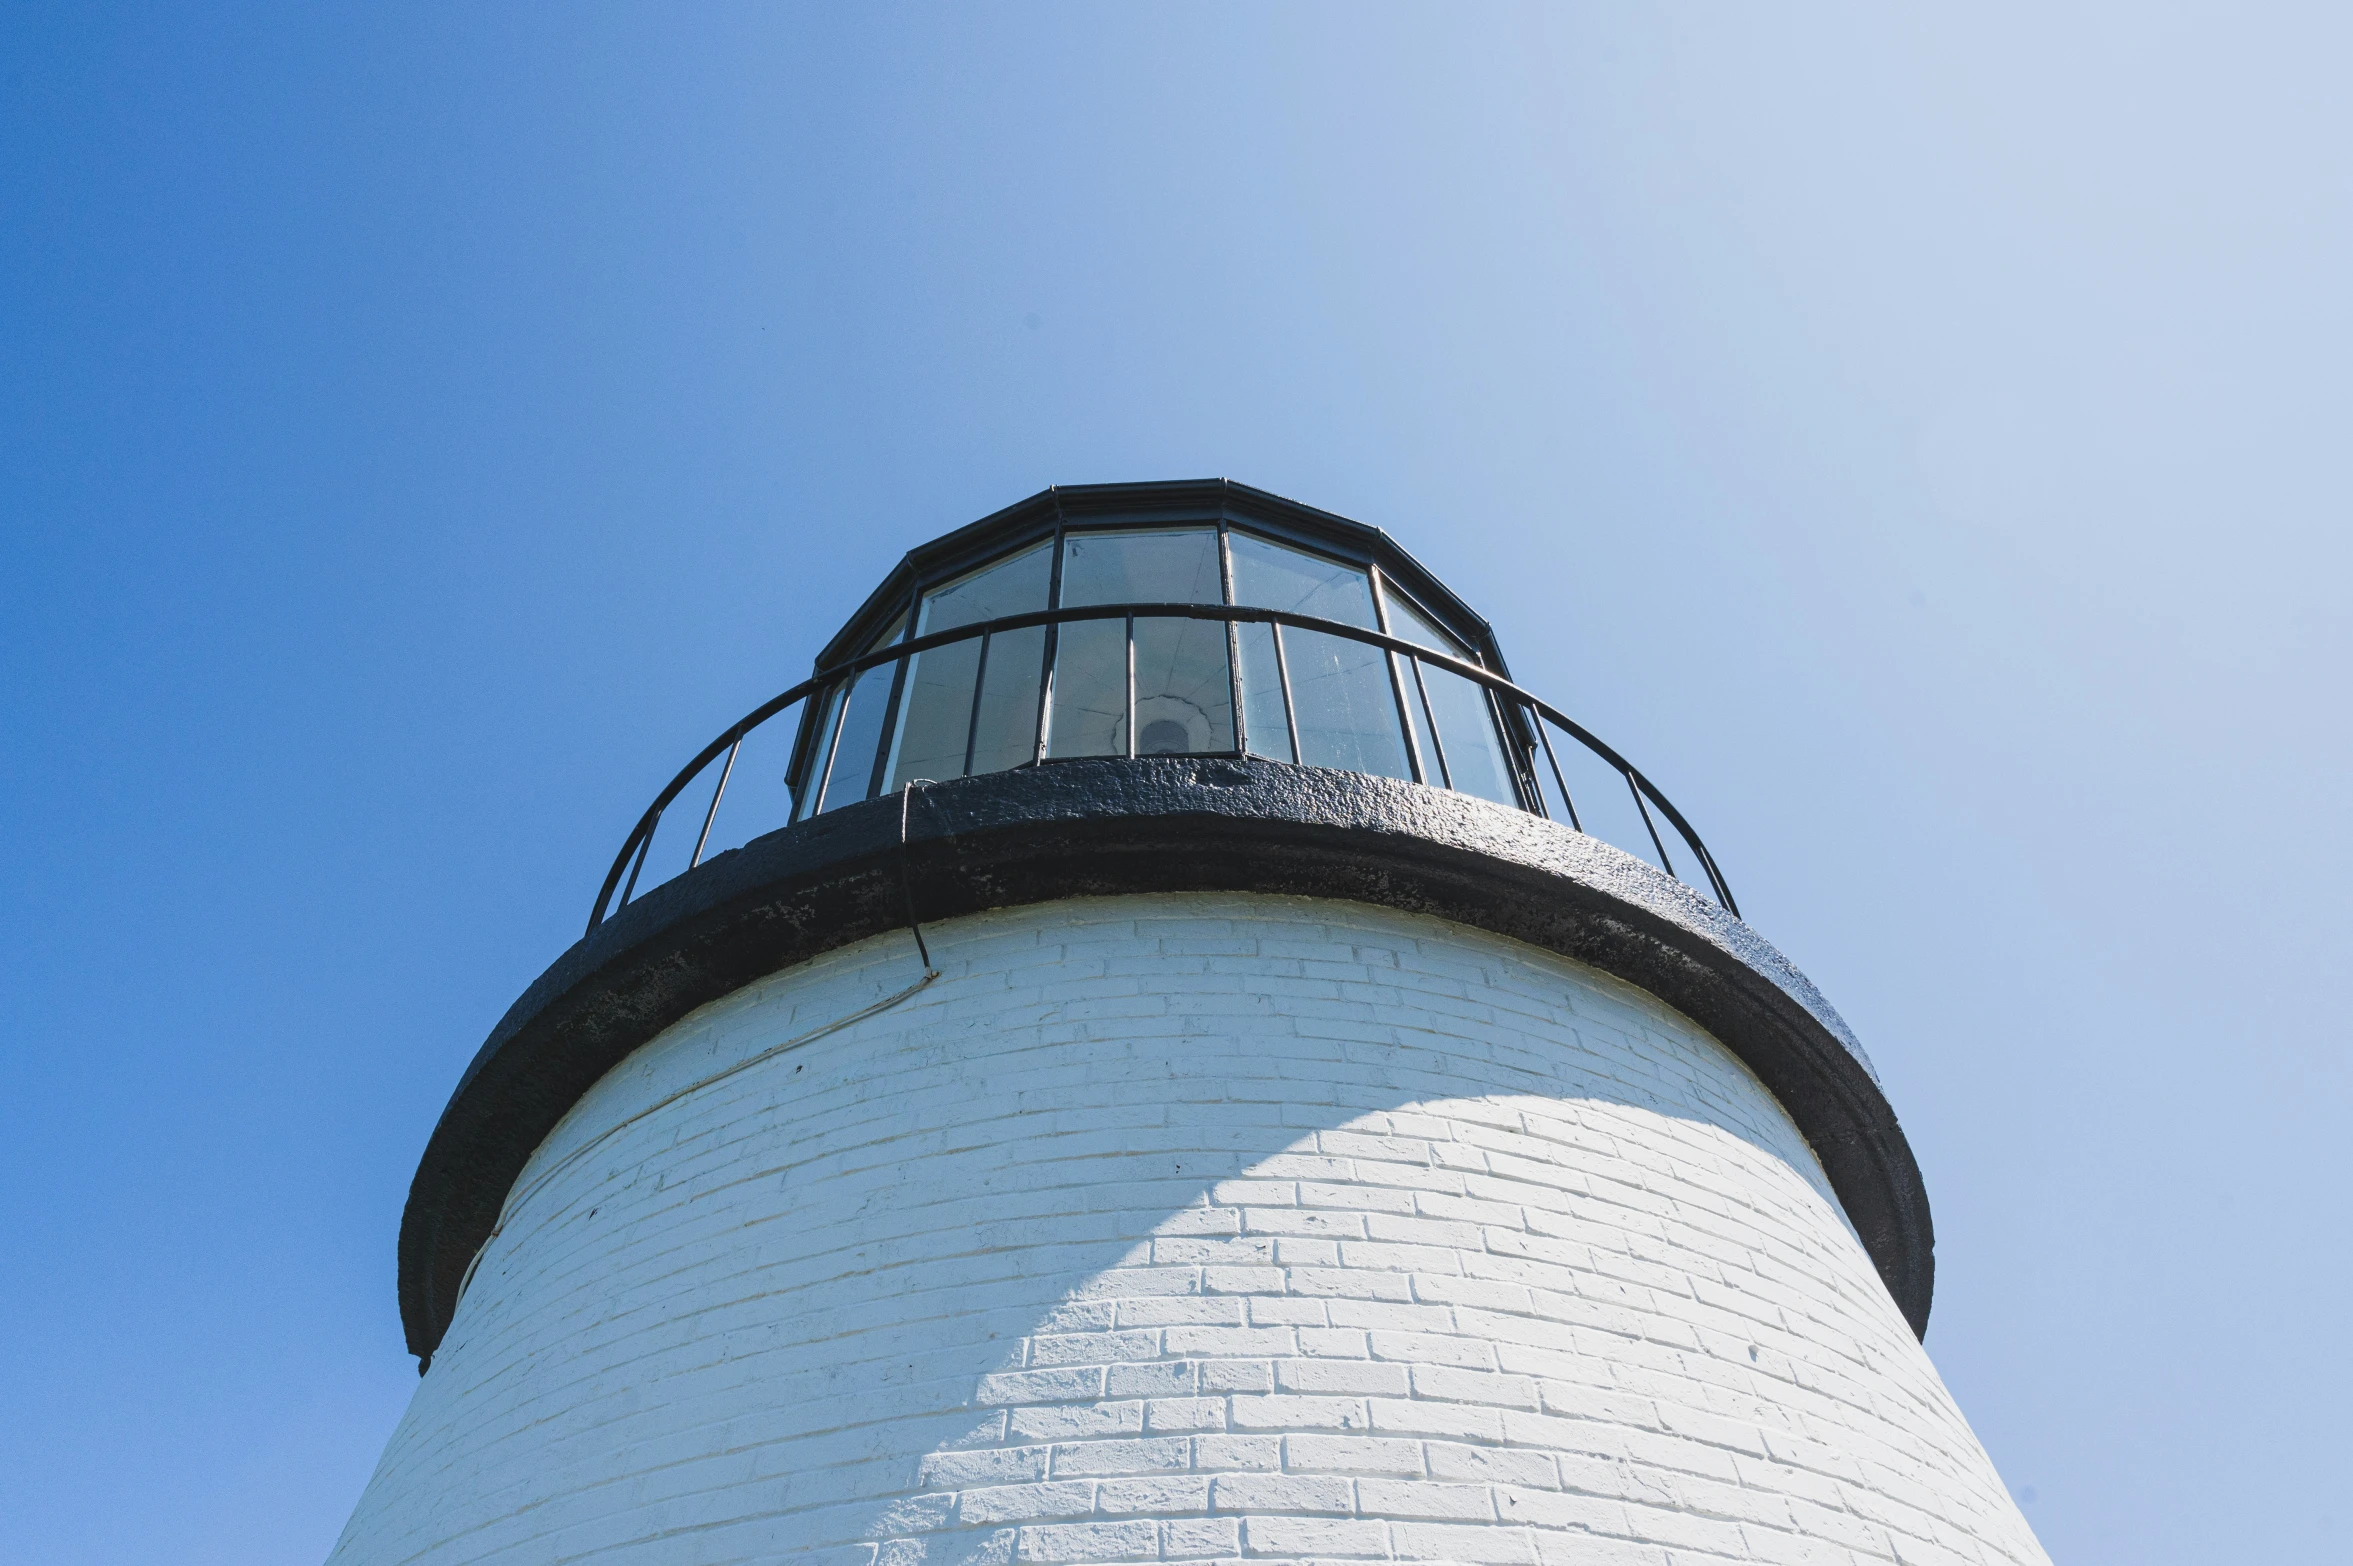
[589,603,1738,932]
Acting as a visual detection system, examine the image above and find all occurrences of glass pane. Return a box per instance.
[884,543,1052,789]
[921,541,1052,631]
[1384,592,1499,797]
[815,612,904,813]
[1045,617,1129,758]
[887,636,981,788]
[1228,532,1377,628]
[791,682,846,823]
[970,625,1046,774]
[1060,528,1222,607]
[1420,663,1519,806]
[1235,621,1294,763]
[1398,657,1438,785]
[1132,616,1235,756]
[1383,591,1470,658]
[819,656,899,811]
[1284,626,1412,781]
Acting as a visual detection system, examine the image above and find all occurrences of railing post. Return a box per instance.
[961,630,992,779]
[1625,769,1677,879]
[689,737,741,871]
[1217,522,1248,756]
[1406,657,1452,790]
[1533,712,1582,833]
[618,809,659,910]
[1270,621,1303,764]
[812,679,854,816]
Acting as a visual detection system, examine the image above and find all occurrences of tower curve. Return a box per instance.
[334,482,2044,1566]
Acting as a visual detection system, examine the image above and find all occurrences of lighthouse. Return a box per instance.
[332,481,2046,1565]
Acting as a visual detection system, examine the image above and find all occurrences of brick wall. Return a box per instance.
[332,892,2045,1566]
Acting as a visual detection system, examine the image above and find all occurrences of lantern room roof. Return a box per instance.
[814,478,1510,677]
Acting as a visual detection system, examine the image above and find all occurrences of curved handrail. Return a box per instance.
[588,604,1739,931]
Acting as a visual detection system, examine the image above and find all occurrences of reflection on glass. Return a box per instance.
[1384,592,1516,806]
[1132,616,1234,755]
[1284,627,1412,781]
[1397,659,1437,784]
[887,638,981,788]
[1382,592,1469,656]
[1419,665,1517,805]
[816,613,905,813]
[1060,529,1222,607]
[969,625,1046,774]
[803,523,1518,819]
[1227,531,1378,626]
[1044,617,1129,758]
[792,682,846,822]
[927,540,1052,631]
[888,544,1050,788]
[1229,532,1390,772]
[1235,621,1294,763]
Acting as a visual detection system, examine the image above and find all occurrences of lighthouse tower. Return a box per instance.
[332,482,2045,1566]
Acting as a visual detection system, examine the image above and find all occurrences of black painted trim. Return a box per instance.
[814,480,1510,683]
[399,758,1933,1364]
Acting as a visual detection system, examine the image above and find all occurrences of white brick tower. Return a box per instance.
[334,483,2045,1565]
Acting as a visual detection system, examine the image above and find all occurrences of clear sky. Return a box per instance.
[3,6,2346,1563]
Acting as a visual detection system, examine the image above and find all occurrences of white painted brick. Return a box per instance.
[1097,1361,1197,1404]
[1496,1484,1634,1533]
[1225,1394,1370,1432]
[1285,1433,1427,1477]
[1047,1437,1192,1477]
[1017,1520,1158,1561]
[1203,1266,1286,1295]
[1392,1520,1538,1562]
[1368,1395,1508,1444]
[1243,1297,1328,1327]
[1209,1473,1355,1514]
[329,893,2048,1566]
[1006,1403,1141,1443]
[1410,1365,1541,1409]
[1160,1517,1240,1557]
[1095,1475,1210,1514]
[1241,1515,1392,1557]
[1198,1360,1275,1394]
[1273,1359,1410,1397]
[1118,1297,1241,1328]
[1371,1330,1497,1369]
[1191,1434,1283,1472]
[954,1483,1098,1526]
[1160,1324,1296,1358]
[1329,1300,1454,1333]
[917,1447,1051,1490]
[1427,1442,1560,1491]
[1285,1266,1415,1302]
[1028,1331,1161,1367]
[1142,1398,1227,1433]
[976,1368,1105,1406]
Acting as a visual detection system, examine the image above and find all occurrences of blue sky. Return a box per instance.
[3,6,2346,1563]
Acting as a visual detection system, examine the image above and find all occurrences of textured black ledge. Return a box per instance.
[400,759,1933,1363]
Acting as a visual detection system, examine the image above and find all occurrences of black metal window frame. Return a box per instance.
[787,497,1528,813]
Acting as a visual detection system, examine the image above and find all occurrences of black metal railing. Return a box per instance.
[588,604,1739,932]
